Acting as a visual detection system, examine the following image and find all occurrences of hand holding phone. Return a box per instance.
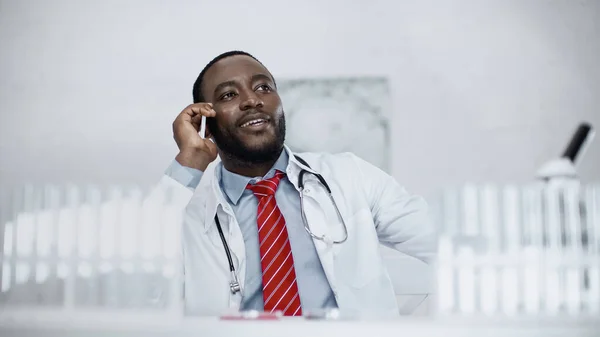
[172,103,218,170]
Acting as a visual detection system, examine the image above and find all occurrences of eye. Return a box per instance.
[219,91,237,101]
[256,84,272,92]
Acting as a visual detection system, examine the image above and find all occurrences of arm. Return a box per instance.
[164,159,204,191]
[353,155,437,265]
[144,160,200,213]
[145,159,204,211]
[147,102,217,211]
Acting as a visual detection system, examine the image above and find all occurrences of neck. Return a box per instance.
[219,149,282,178]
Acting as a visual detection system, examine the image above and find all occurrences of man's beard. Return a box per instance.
[208,113,286,166]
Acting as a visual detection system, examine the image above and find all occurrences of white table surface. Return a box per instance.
[1,311,598,337]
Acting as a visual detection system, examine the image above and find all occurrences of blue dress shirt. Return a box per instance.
[165,151,338,311]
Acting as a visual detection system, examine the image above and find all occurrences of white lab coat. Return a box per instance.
[154,145,436,317]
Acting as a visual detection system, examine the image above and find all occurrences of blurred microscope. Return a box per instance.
[435,122,599,317]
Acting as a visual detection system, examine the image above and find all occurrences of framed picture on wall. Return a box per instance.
[278,77,391,172]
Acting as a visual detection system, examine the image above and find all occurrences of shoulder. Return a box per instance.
[291,150,362,169]
[290,150,383,182]
[291,149,398,186]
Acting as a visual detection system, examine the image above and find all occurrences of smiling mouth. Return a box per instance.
[240,118,268,128]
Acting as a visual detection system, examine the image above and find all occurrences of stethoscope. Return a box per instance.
[214,155,349,294]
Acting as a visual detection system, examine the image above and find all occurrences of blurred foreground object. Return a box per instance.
[0,184,599,335]
[0,184,184,318]
[0,122,598,334]
[435,182,600,317]
[437,122,598,317]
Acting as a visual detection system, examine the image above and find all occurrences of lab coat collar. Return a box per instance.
[286,146,318,175]
[220,149,290,206]
[202,144,319,233]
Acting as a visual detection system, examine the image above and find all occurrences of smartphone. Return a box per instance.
[199,115,207,139]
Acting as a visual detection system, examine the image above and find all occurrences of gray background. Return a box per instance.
[1,0,599,201]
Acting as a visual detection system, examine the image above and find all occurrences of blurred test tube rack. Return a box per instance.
[434,182,600,318]
[0,184,185,322]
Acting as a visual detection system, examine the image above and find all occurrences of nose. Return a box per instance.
[239,90,264,111]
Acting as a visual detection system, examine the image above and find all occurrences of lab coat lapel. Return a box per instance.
[285,163,341,289]
[199,161,246,291]
[285,146,346,288]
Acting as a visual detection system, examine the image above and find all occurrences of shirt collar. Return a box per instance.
[219,150,290,205]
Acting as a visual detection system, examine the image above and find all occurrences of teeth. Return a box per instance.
[241,119,265,128]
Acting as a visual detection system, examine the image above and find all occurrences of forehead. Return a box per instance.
[202,55,272,90]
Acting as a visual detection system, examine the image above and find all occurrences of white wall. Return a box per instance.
[1,0,599,200]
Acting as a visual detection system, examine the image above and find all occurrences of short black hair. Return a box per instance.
[192,50,273,103]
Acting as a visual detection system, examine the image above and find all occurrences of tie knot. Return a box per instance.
[246,170,286,197]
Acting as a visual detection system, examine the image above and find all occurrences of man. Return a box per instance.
[158,50,436,317]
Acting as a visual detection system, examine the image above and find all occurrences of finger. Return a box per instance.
[177,107,195,124]
[204,136,218,156]
[189,118,200,131]
[200,106,217,117]
[177,103,210,120]
[191,113,207,127]
[188,104,216,117]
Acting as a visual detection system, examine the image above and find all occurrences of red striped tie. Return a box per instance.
[246,170,302,316]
